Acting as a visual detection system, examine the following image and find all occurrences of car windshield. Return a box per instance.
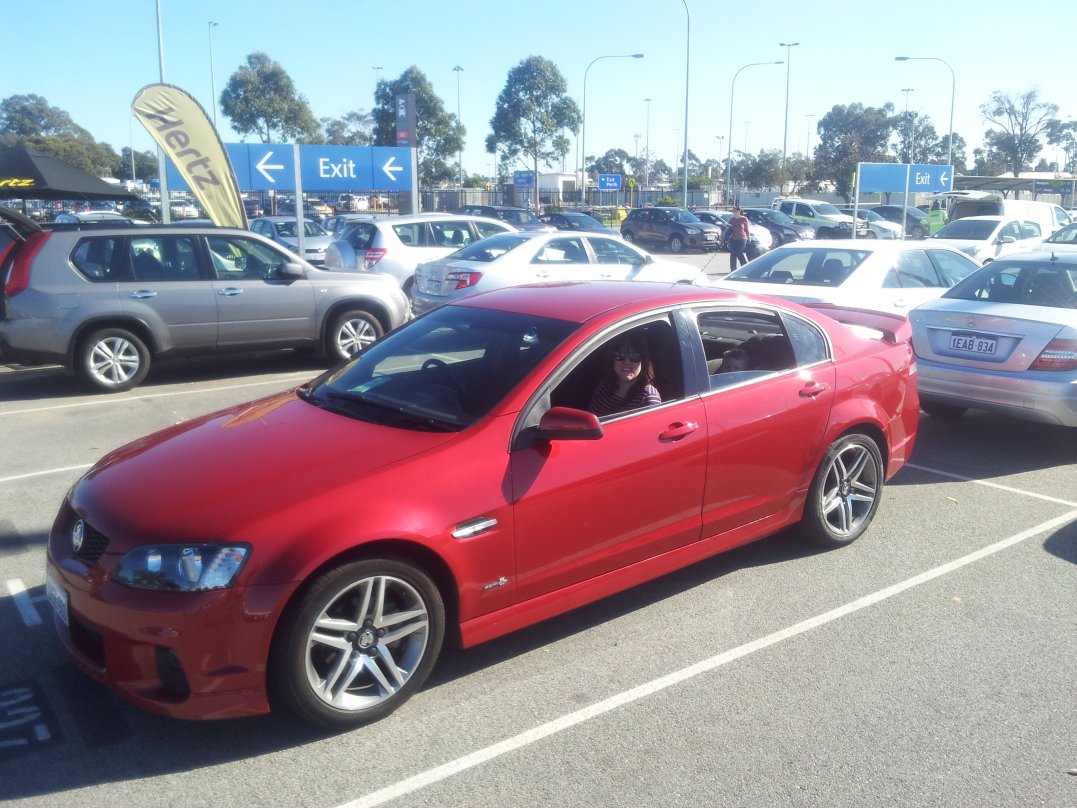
[1045,224,1077,244]
[501,209,540,226]
[943,262,1077,309]
[932,219,997,240]
[725,247,871,286]
[305,306,578,429]
[760,210,794,225]
[812,202,843,216]
[670,210,702,224]
[561,213,602,228]
[450,233,533,262]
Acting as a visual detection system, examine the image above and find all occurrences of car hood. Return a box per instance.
[72,390,458,546]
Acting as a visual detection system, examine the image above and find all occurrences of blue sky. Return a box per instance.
[5,0,1075,177]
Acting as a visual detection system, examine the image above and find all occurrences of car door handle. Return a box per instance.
[799,381,830,398]
[128,290,157,299]
[659,421,699,442]
[217,288,244,296]
[535,269,549,279]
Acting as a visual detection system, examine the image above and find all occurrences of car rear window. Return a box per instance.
[71,237,122,281]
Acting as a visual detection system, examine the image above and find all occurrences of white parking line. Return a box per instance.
[340,508,1077,808]
[907,462,1077,507]
[5,580,43,627]
[0,375,308,417]
[0,464,93,485]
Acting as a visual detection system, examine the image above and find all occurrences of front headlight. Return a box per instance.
[114,544,250,592]
[684,227,701,235]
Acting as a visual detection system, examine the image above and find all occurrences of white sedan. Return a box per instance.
[711,240,980,315]
[410,231,707,315]
[927,215,1043,264]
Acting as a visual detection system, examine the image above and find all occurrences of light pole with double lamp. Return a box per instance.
[207,22,219,128]
[895,55,956,169]
[580,53,643,208]
[453,65,464,187]
[779,41,799,167]
[726,61,783,205]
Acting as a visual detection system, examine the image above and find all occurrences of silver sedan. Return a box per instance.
[909,251,1077,427]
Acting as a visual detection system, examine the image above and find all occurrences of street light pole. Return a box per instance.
[726,61,782,206]
[644,98,652,191]
[207,22,219,128]
[581,53,643,208]
[895,56,955,168]
[779,41,799,168]
[681,0,690,207]
[805,113,815,156]
[453,65,464,188]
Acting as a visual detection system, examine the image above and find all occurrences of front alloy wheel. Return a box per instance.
[328,309,382,363]
[270,558,445,728]
[77,328,150,392]
[801,434,884,547]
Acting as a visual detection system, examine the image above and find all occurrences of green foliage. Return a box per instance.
[486,56,580,204]
[981,89,1059,177]
[371,66,463,186]
[321,111,373,146]
[814,102,896,200]
[0,94,122,177]
[219,53,320,144]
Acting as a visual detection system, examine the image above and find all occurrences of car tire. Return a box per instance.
[669,235,685,253]
[327,309,383,363]
[920,400,968,419]
[268,557,445,729]
[800,433,884,548]
[865,230,878,239]
[911,225,927,239]
[76,327,151,393]
[622,231,636,244]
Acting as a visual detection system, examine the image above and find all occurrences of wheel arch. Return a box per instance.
[320,297,395,344]
[66,315,161,369]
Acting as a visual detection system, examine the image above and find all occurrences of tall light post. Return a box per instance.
[371,65,382,87]
[581,53,643,206]
[805,113,815,156]
[644,98,652,191]
[901,88,915,163]
[155,0,170,223]
[779,41,800,167]
[896,56,955,168]
[207,22,219,128]
[726,61,782,205]
[453,65,464,188]
[680,0,690,206]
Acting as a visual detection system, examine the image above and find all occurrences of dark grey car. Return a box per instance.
[0,219,410,392]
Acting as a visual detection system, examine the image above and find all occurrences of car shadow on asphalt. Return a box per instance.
[0,350,329,404]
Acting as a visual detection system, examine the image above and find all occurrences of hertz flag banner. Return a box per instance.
[132,84,247,229]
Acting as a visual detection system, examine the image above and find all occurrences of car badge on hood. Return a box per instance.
[71,520,85,553]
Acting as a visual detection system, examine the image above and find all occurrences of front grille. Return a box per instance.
[70,614,105,667]
[75,520,110,566]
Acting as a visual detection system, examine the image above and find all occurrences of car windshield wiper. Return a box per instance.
[318,387,459,432]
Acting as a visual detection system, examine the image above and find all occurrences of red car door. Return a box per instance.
[510,397,708,602]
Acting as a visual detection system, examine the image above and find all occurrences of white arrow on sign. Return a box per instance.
[382,156,403,183]
[256,151,285,183]
[939,171,949,187]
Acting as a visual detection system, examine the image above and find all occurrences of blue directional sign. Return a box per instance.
[598,174,623,191]
[857,162,953,194]
[513,170,535,187]
[166,144,412,193]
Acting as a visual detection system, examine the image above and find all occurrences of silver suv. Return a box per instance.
[324,213,514,293]
[0,216,410,392]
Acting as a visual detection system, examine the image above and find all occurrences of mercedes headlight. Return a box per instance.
[114,544,250,592]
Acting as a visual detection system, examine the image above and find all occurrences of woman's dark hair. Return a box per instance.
[605,333,655,392]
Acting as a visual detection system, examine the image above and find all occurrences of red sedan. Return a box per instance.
[45,282,919,728]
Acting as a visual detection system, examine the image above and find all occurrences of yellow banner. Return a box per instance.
[132,84,247,229]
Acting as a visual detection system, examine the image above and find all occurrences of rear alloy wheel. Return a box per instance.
[622,231,637,244]
[269,558,445,729]
[801,433,884,547]
[76,328,150,393]
[865,229,878,239]
[920,400,968,419]
[327,309,382,363]
[669,235,685,253]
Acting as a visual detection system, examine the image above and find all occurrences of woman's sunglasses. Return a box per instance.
[613,351,642,363]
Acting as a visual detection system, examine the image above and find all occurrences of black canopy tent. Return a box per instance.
[0,146,139,203]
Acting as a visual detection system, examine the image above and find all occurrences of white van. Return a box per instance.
[932,191,1071,236]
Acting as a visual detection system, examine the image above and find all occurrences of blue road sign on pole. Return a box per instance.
[513,170,535,187]
[857,162,953,194]
[598,174,623,191]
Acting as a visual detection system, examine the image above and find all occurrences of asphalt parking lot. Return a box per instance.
[0,298,1074,807]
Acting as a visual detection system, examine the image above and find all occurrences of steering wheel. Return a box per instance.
[420,358,463,396]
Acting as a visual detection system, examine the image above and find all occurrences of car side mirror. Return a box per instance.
[279,262,306,278]
[999,235,1016,244]
[534,407,603,441]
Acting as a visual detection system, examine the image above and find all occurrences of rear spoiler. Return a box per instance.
[800,302,911,344]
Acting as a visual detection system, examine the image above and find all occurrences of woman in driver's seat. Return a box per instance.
[588,336,661,417]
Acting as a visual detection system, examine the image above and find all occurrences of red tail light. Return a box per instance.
[3,232,49,297]
[1030,338,1077,371]
[363,248,386,270]
[445,271,483,290]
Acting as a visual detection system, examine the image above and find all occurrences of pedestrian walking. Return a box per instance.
[727,206,751,271]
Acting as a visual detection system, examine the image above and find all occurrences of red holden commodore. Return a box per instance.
[45,281,919,728]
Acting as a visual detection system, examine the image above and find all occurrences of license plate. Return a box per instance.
[45,570,69,628]
[949,333,997,355]
[421,280,441,293]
